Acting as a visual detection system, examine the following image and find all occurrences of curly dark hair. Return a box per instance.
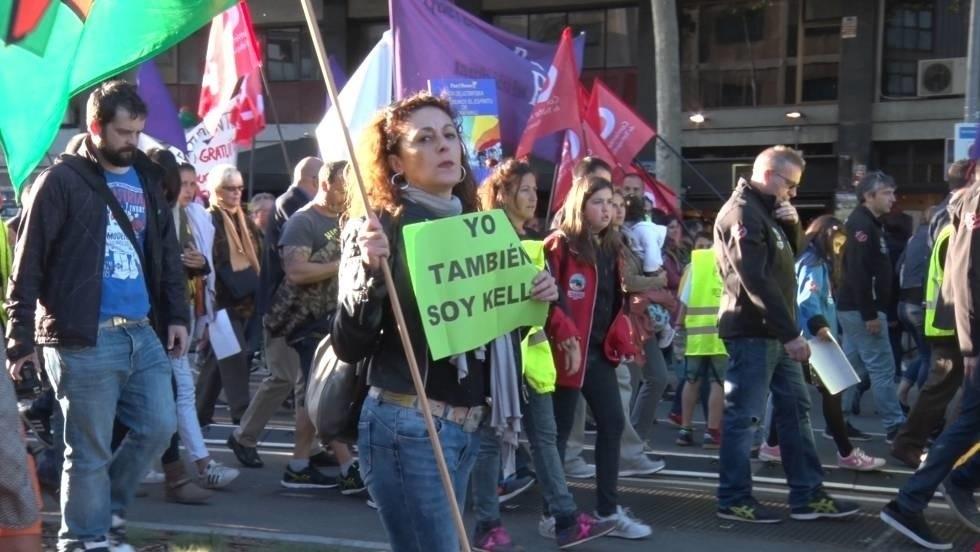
[346,91,479,218]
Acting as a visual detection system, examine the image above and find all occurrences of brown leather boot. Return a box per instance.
[163,460,213,504]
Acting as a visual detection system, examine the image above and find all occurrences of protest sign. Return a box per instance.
[404,210,548,360]
[428,78,502,184]
[185,112,237,187]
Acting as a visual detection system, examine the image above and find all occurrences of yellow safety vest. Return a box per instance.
[924,224,954,338]
[520,239,556,394]
[684,249,726,356]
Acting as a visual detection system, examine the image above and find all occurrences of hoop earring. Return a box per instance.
[390,172,408,190]
[458,165,467,184]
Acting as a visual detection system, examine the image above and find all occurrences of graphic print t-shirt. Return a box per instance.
[100,167,151,321]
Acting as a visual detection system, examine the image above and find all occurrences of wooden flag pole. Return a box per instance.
[297,2,472,551]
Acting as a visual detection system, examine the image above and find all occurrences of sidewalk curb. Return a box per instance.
[42,514,391,551]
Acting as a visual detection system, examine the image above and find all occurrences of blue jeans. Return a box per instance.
[357,395,480,552]
[471,387,578,527]
[43,323,176,550]
[718,338,824,509]
[839,311,906,432]
[897,358,980,512]
[898,302,931,389]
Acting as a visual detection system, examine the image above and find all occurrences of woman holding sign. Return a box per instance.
[545,175,653,539]
[760,215,886,471]
[468,159,616,549]
[332,93,558,552]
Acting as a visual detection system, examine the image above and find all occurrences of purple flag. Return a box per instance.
[137,61,187,153]
[391,0,583,161]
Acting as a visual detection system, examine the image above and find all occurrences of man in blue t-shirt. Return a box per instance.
[6,81,188,552]
[101,167,151,321]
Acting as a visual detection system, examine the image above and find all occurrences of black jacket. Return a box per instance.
[714,179,803,344]
[332,201,519,408]
[838,205,893,321]
[5,136,188,361]
[947,182,980,357]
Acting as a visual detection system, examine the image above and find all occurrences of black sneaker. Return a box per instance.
[886,429,898,445]
[281,465,338,489]
[227,435,263,468]
[338,462,366,495]
[942,475,980,532]
[676,428,694,446]
[498,474,535,504]
[66,542,110,552]
[790,491,860,520]
[880,500,952,550]
[717,499,782,524]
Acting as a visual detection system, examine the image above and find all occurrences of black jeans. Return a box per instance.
[554,348,625,517]
[892,339,964,457]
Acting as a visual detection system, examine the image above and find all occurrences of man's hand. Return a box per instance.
[7,351,38,382]
[167,325,189,358]
[865,318,882,336]
[530,270,558,303]
[180,248,206,269]
[816,327,833,342]
[560,337,582,376]
[773,202,799,224]
[784,336,810,362]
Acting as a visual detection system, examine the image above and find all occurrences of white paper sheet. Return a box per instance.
[807,336,860,395]
[210,309,241,361]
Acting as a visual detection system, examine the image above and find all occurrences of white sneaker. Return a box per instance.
[596,506,652,539]
[366,498,378,509]
[200,460,240,489]
[564,457,596,479]
[619,456,666,477]
[108,515,134,552]
[141,469,165,484]
[538,515,556,539]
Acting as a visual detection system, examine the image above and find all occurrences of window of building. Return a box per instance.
[682,0,840,109]
[492,7,638,69]
[885,6,933,52]
[264,28,318,81]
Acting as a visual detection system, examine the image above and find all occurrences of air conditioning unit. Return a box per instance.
[917,57,967,97]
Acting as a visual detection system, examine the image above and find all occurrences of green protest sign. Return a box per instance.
[403,210,548,360]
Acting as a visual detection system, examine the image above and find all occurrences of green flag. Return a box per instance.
[0,0,237,192]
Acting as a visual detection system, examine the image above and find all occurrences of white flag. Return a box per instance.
[316,31,393,162]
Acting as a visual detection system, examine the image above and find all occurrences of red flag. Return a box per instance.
[515,28,581,158]
[586,80,656,168]
[198,0,262,142]
[549,129,580,214]
[230,69,265,145]
[631,163,680,217]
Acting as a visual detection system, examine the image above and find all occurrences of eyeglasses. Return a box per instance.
[773,172,800,189]
[220,185,244,193]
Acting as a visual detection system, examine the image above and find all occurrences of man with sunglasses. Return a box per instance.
[713,145,859,524]
[838,171,906,443]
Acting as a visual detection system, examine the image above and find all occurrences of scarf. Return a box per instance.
[186,203,216,329]
[217,205,259,273]
[402,184,462,218]
[489,333,522,477]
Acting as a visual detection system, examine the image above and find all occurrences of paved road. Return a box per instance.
[38,378,980,551]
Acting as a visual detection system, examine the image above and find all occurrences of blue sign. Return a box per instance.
[428,79,503,183]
